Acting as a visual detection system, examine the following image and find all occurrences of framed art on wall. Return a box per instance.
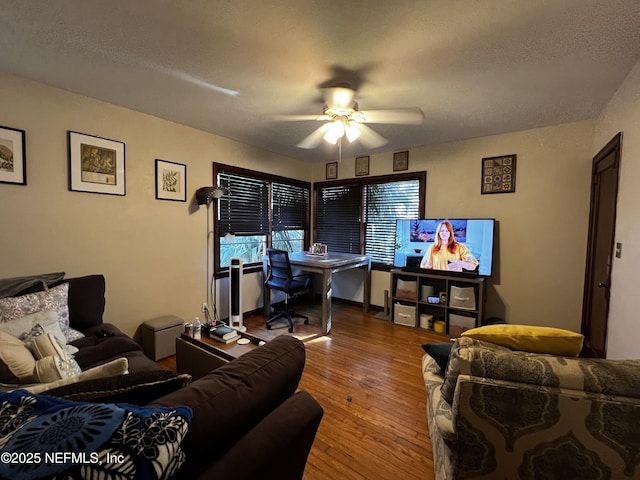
[355,156,370,176]
[481,154,517,194]
[0,125,26,185]
[393,151,409,171]
[326,161,338,180]
[155,159,187,201]
[68,131,125,195]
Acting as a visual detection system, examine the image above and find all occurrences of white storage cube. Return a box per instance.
[394,303,416,327]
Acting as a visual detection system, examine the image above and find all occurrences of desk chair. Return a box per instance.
[265,248,311,333]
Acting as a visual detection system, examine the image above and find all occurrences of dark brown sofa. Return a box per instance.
[2,273,159,373]
[0,273,324,479]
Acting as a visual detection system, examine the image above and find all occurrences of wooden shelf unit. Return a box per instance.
[390,268,486,337]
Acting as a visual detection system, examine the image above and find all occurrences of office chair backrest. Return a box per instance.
[266,248,293,287]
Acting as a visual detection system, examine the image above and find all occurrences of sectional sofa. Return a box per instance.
[0,272,323,479]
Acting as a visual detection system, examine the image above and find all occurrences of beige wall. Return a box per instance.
[1,70,604,338]
[593,59,640,359]
[312,120,596,332]
[0,72,308,338]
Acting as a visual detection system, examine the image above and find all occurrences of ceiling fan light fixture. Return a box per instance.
[278,84,423,150]
[330,87,356,109]
[344,122,361,143]
[323,119,345,144]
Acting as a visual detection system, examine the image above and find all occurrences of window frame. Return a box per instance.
[213,163,311,276]
[313,171,426,270]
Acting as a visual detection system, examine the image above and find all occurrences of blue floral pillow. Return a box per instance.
[0,390,192,480]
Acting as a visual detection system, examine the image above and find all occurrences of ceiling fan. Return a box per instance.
[271,85,424,149]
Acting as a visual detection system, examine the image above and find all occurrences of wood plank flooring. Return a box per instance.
[160,302,446,480]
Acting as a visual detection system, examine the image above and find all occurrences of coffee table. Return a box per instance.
[176,329,267,380]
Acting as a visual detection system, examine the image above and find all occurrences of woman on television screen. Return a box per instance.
[420,220,479,272]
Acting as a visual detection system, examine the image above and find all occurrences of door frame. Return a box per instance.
[580,132,622,357]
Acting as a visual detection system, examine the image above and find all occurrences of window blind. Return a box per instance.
[315,184,361,253]
[314,173,424,264]
[218,171,269,236]
[364,179,421,264]
[272,182,309,232]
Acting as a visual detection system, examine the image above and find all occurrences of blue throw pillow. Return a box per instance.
[422,342,453,373]
[0,389,192,480]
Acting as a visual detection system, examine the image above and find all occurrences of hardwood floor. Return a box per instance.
[160,302,445,480]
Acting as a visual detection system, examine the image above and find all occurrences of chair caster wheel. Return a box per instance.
[266,324,272,330]
[288,327,293,333]
[304,319,309,324]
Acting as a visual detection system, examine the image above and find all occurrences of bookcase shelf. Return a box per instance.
[390,268,486,337]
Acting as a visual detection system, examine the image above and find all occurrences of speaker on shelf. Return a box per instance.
[229,257,244,331]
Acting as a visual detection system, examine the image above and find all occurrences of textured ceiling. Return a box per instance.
[1,0,639,162]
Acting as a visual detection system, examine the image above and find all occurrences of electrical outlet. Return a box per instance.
[201,303,208,313]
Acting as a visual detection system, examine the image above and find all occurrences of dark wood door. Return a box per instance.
[581,133,622,358]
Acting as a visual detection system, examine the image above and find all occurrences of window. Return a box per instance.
[315,183,362,254]
[214,164,310,272]
[314,172,425,267]
[272,181,308,253]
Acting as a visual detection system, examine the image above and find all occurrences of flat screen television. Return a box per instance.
[394,218,495,277]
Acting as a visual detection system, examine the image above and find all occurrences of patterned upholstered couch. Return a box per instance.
[422,336,640,480]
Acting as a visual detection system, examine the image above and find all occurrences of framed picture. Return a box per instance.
[355,156,370,176]
[155,159,187,202]
[68,131,125,195]
[326,161,338,180]
[393,151,409,171]
[311,243,328,255]
[0,125,26,185]
[481,154,517,194]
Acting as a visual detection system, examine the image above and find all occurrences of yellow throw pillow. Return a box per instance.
[461,324,584,357]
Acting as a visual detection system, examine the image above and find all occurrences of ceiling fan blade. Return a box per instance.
[358,108,424,125]
[268,114,330,122]
[356,123,388,148]
[296,123,332,149]
[322,86,356,109]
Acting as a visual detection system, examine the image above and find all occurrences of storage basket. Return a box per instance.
[394,303,416,327]
[449,286,476,310]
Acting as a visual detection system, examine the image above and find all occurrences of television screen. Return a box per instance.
[394,218,495,277]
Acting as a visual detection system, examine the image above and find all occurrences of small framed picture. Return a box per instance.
[155,159,187,202]
[311,243,328,255]
[326,161,338,180]
[393,151,409,171]
[355,155,370,176]
[0,125,26,185]
[481,154,517,194]
[68,131,125,195]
